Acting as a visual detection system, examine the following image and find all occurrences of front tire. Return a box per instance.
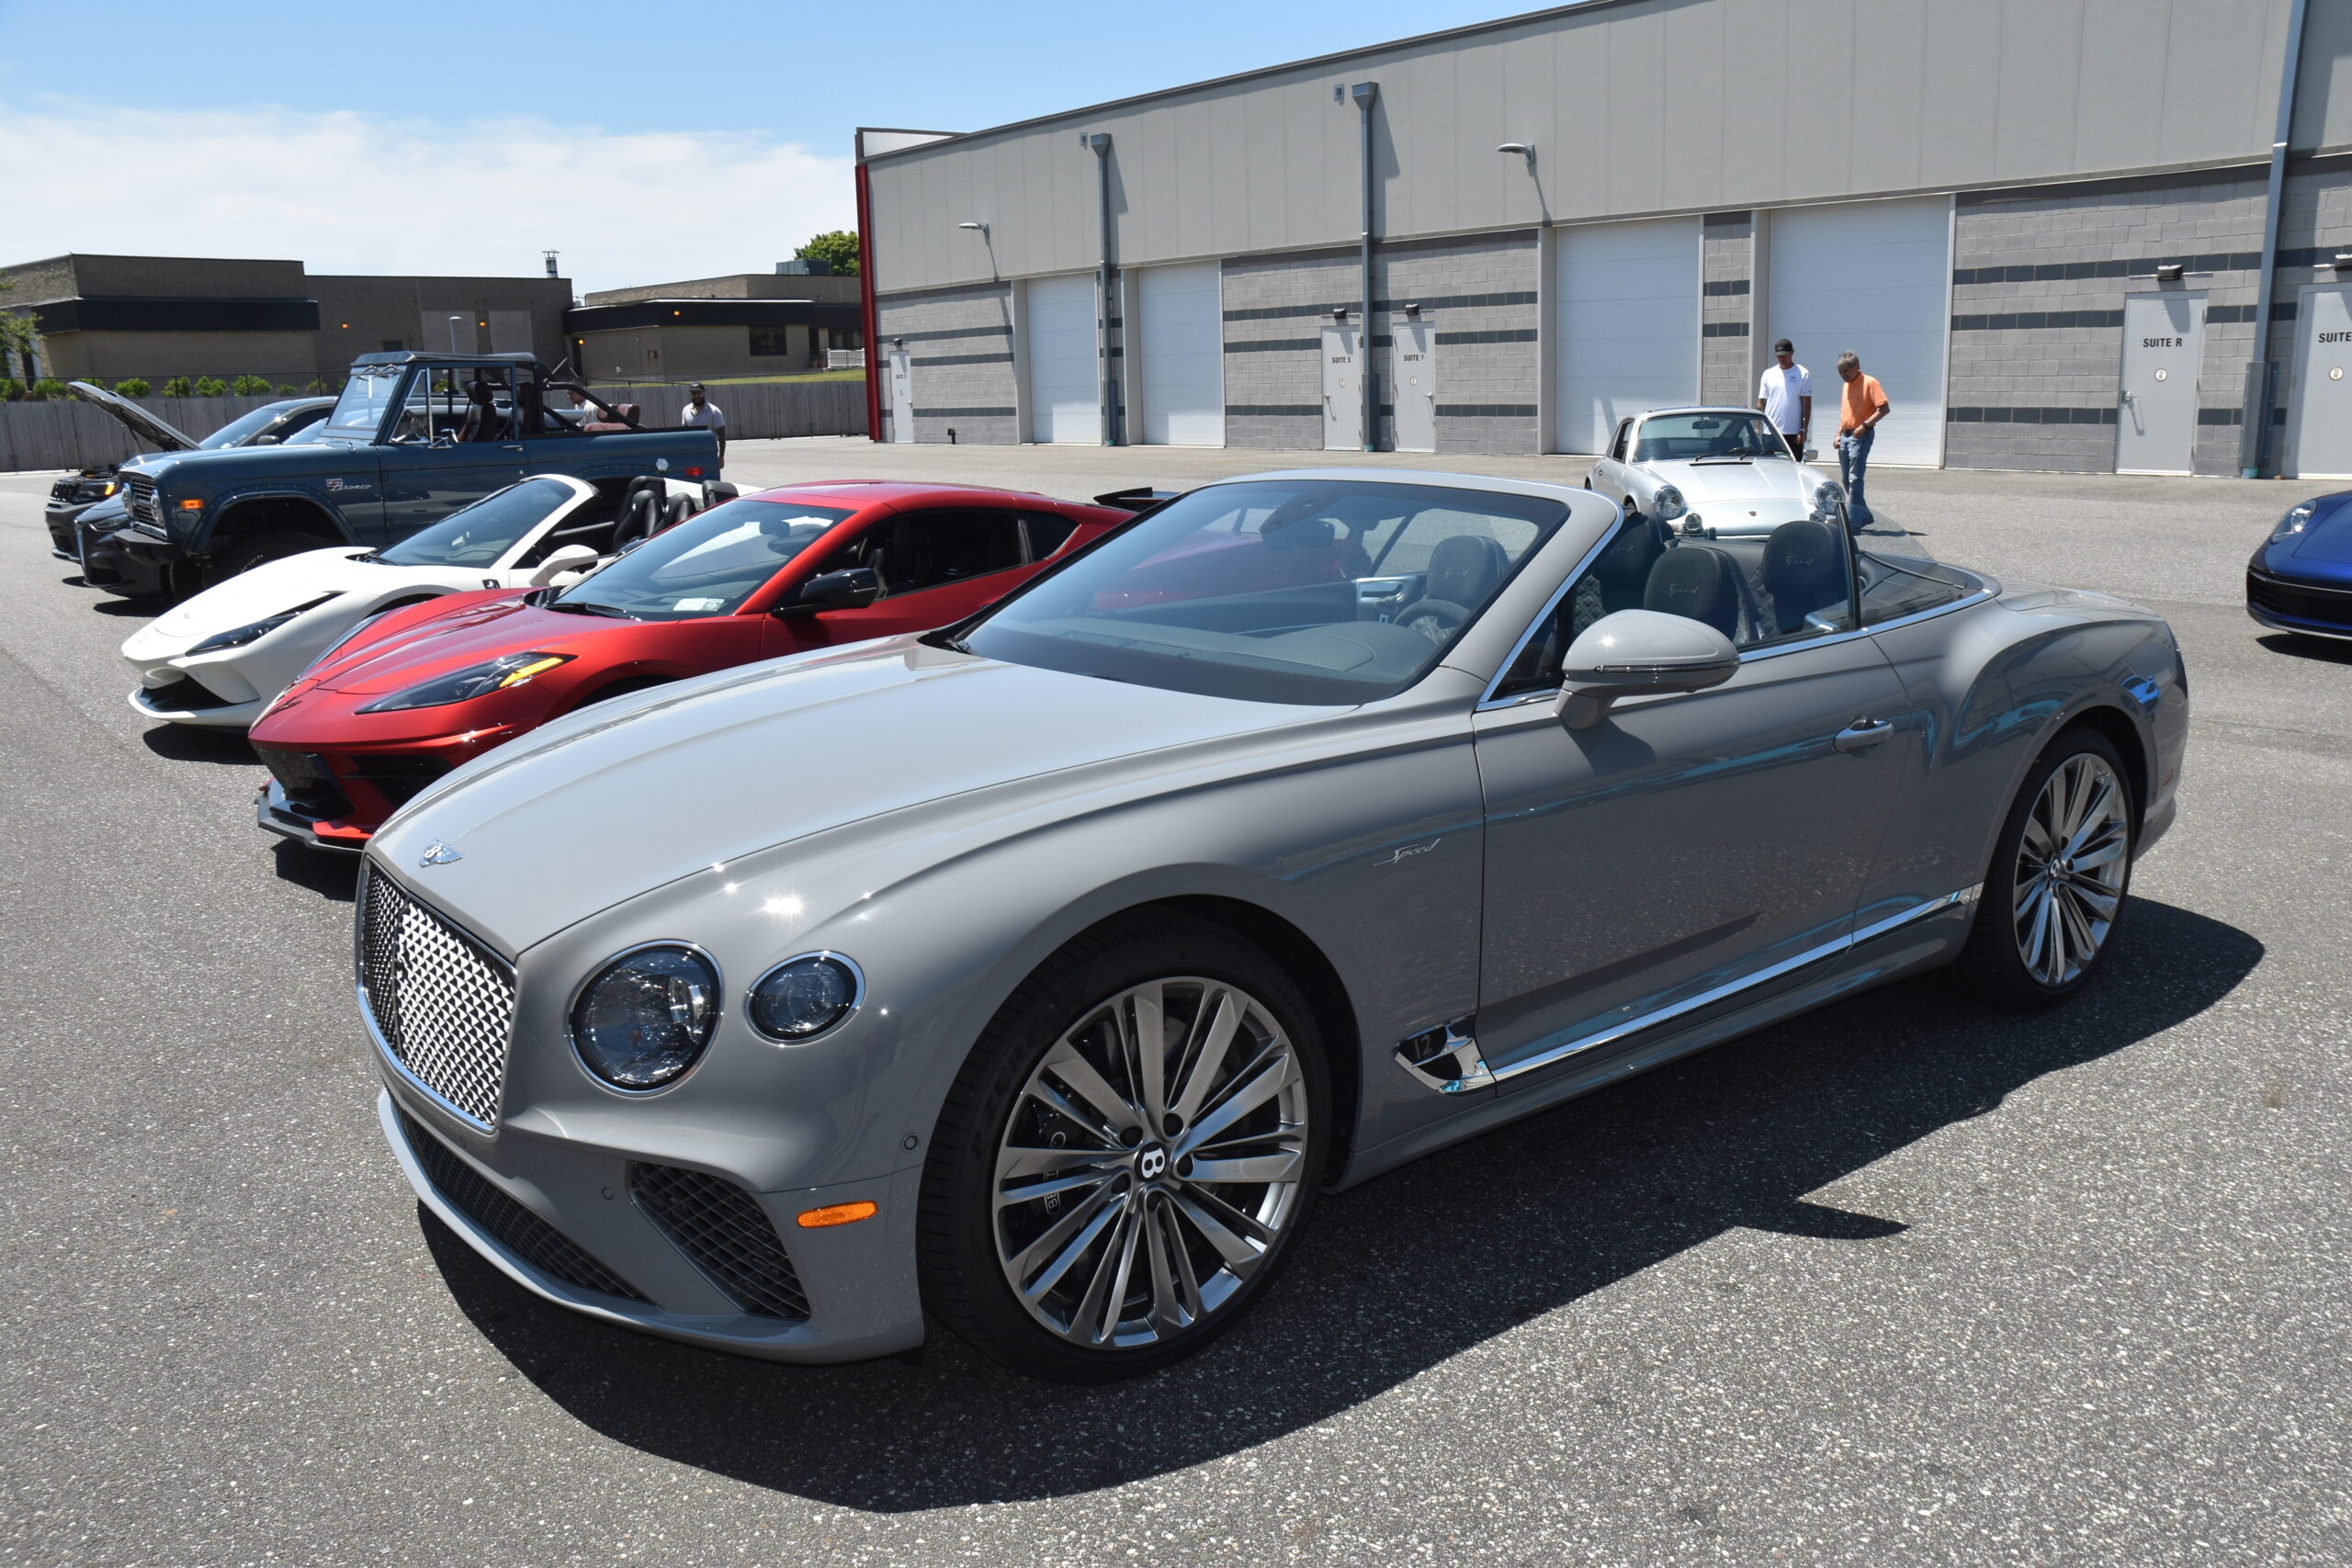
[202,529,315,588]
[919,910,1329,1381]
[1951,728,2135,1008]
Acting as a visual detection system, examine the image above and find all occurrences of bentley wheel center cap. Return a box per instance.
[1136,1144,1170,1181]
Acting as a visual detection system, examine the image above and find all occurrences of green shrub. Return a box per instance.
[303,378,330,394]
[230,374,272,396]
[29,378,68,400]
[275,383,300,395]
[164,376,192,396]
[193,377,228,397]
[0,378,24,400]
[114,378,151,398]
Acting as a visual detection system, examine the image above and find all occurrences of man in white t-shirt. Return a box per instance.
[681,383,727,463]
[1755,339,1812,459]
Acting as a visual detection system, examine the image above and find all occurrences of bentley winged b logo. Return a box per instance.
[418,840,463,867]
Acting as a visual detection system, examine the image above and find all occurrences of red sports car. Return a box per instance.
[249,481,1135,850]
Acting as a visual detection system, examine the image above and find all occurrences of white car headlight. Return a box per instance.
[188,593,339,654]
[745,953,863,1042]
[571,944,721,1089]
[1811,479,1847,514]
[1650,484,1688,523]
[2271,502,2318,544]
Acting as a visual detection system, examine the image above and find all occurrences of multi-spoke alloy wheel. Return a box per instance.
[994,977,1309,1350]
[921,911,1328,1379]
[1955,729,2135,1008]
[2010,752,2130,987]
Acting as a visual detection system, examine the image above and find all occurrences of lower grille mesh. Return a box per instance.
[2248,570,2352,631]
[356,867,514,1125]
[398,1111,645,1301]
[630,1164,810,1320]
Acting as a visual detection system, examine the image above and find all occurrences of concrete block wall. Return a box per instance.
[1376,230,1540,455]
[1947,171,2267,475]
[874,281,1017,444]
[1218,246,1358,450]
[1701,212,1755,407]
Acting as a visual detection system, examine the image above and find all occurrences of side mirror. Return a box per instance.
[775,565,883,617]
[526,543,601,587]
[252,433,282,446]
[1555,609,1739,730]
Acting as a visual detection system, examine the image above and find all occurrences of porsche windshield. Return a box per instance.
[1632,412,1788,462]
[550,497,854,620]
[958,479,1568,704]
[378,479,574,568]
[326,366,406,434]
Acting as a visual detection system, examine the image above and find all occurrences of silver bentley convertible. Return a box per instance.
[355,469,2188,1380]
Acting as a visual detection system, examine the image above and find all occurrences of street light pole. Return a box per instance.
[447,316,462,354]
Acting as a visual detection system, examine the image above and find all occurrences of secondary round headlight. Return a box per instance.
[570,944,720,1089]
[745,953,863,1042]
[1650,483,1688,522]
[2271,502,2319,544]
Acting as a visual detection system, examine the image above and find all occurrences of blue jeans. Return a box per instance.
[1837,426,1876,525]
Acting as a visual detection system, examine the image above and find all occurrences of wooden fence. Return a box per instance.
[0,378,865,473]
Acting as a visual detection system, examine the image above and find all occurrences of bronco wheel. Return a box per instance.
[1953,728,2134,1008]
[920,911,1329,1381]
[203,529,317,587]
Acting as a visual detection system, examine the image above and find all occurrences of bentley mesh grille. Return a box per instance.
[629,1163,810,1321]
[357,865,514,1127]
[396,1110,645,1302]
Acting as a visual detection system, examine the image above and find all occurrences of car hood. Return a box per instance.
[1645,457,1822,511]
[299,594,631,694]
[69,380,197,451]
[370,639,1313,954]
[141,547,382,644]
[131,437,376,488]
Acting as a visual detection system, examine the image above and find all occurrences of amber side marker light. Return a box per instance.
[178,498,204,511]
[797,1201,877,1229]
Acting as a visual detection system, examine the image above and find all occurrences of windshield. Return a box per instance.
[1632,412,1788,462]
[378,479,576,568]
[957,479,1570,704]
[198,402,299,449]
[326,366,405,434]
[551,497,855,620]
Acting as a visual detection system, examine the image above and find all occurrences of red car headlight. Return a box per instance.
[355,651,571,713]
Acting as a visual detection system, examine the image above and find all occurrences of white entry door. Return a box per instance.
[2289,285,2352,479]
[1026,274,1099,444]
[1138,262,1224,446]
[1555,216,1700,455]
[2116,293,2204,475]
[1767,197,1951,467]
[1322,321,1362,450]
[1393,319,1436,452]
[887,348,914,444]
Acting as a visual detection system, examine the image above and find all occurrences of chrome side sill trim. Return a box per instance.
[1436,886,1983,1091]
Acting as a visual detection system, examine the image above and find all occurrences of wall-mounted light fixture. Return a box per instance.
[1404,302,1422,319]
[1330,307,1350,323]
[1497,141,1535,167]
[2332,253,2352,270]
[956,220,990,239]
[2154,264,2187,282]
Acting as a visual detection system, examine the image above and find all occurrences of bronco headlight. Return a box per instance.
[356,650,571,712]
[571,944,721,1089]
[746,953,863,1042]
[2271,502,2319,544]
[1650,483,1688,523]
[190,594,340,654]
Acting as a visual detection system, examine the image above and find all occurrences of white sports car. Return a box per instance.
[1586,406,1849,537]
[122,474,702,728]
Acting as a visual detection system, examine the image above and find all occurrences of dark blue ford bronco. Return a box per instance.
[90,353,721,596]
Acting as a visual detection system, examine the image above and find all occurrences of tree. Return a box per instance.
[194,377,228,397]
[164,377,192,397]
[231,374,272,396]
[0,276,43,382]
[114,378,151,398]
[795,231,861,276]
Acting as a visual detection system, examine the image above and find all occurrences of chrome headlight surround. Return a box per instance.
[2271,501,2319,544]
[1809,478,1849,524]
[1650,483,1688,523]
[744,952,865,1043]
[568,942,723,1092]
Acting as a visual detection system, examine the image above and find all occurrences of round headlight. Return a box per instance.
[1812,479,1846,511]
[570,944,721,1089]
[745,953,863,1042]
[1650,483,1688,522]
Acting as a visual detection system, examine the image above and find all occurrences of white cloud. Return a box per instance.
[1,99,855,297]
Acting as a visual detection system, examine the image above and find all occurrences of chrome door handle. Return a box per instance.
[1834,718,1895,753]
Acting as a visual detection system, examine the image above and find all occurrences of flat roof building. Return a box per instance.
[856,0,2352,479]
[569,269,865,383]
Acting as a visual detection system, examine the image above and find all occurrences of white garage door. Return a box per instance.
[1137,262,1224,446]
[1555,216,1700,455]
[1767,197,1950,468]
[1025,274,1100,444]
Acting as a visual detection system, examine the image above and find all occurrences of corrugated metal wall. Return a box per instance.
[865,0,2344,296]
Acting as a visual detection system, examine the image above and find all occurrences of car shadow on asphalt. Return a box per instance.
[86,593,161,619]
[2256,632,2352,666]
[139,725,254,765]
[271,840,358,902]
[420,896,2259,1510]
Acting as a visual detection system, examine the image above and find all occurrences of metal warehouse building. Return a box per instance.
[854,0,2352,478]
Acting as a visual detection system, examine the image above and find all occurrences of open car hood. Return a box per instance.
[68,381,198,452]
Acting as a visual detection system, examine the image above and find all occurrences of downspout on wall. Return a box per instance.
[1084,132,1117,446]
[854,158,882,444]
[2242,0,2312,477]
[1351,82,1379,453]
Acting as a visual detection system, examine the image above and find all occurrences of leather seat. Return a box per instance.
[1418,533,1509,610]
[1762,519,1847,634]
[1643,545,1745,640]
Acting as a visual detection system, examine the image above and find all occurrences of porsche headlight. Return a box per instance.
[1811,479,1847,513]
[2271,502,2319,544]
[189,593,340,653]
[1650,484,1688,523]
[571,944,721,1089]
[746,953,863,1042]
[356,650,571,713]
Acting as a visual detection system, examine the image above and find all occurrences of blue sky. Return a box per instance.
[1,0,1531,290]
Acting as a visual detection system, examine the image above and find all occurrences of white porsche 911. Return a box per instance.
[1586,407,1849,537]
[122,474,704,728]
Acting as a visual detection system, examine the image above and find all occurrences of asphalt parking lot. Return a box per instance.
[2,445,2347,1566]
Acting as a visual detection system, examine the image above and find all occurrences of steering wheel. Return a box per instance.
[1397,598,1471,644]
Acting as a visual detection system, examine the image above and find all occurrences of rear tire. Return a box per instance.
[202,529,317,588]
[1951,727,2135,1009]
[919,909,1329,1382]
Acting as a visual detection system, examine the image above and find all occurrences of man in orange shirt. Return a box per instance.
[1833,350,1890,531]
